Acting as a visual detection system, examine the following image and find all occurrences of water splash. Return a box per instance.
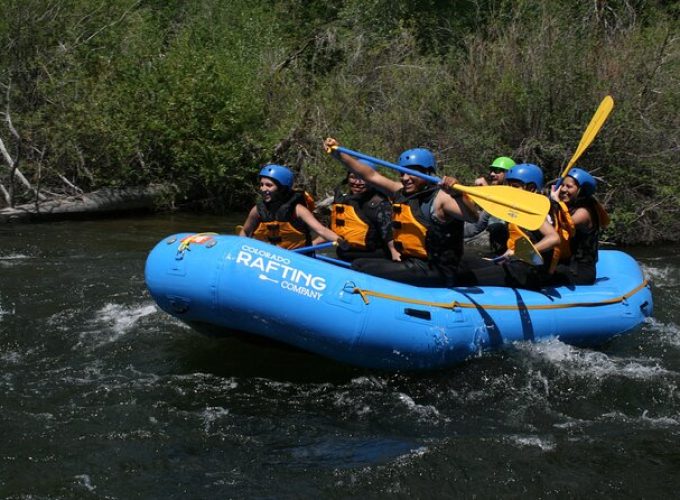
[77,303,159,348]
[97,303,157,333]
[202,406,231,434]
[397,392,441,420]
[0,253,31,268]
[0,298,14,319]
[641,262,679,289]
[601,409,680,428]
[643,317,680,348]
[514,338,670,381]
[0,350,23,364]
[74,474,96,492]
[508,435,556,451]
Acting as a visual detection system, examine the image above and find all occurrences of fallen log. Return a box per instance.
[0,184,172,223]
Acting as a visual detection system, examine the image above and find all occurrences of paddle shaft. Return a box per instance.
[337,146,535,206]
[293,241,336,254]
[335,146,441,184]
[336,146,494,201]
[315,254,352,267]
[560,95,614,179]
[333,146,551,229]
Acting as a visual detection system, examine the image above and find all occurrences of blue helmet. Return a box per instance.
[567,167,596,197]
[259,164,294,189]
[398,148,436,172]
[506,163,544,191]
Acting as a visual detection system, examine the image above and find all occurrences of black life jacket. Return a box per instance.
[568,197,601,267]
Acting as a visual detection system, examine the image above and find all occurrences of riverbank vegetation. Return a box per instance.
[1,0,678,243]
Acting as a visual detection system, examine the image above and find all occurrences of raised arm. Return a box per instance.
[438,176,479,223]
[324,137,402,196]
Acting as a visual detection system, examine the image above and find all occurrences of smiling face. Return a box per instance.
[259,177,279,202]
[400,167,429,194]
[348,172,368,195]
[558,176,580,203]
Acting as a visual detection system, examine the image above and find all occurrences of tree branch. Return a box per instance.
[0,136,33,192]
[0,182,10,206]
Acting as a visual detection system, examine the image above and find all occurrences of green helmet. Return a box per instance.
[490,156,516,171]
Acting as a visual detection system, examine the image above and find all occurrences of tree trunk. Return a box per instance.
[0,184,172,223]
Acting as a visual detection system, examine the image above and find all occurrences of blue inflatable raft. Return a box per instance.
[145,233,653,371]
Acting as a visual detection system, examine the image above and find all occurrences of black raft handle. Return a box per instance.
[404,308,431,320]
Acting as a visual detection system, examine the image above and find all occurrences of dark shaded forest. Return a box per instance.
[0,0,678,243]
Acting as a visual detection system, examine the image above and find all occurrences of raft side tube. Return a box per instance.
[145,235,653,370]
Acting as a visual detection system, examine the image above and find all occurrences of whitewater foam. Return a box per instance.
[76,302,159,348]
[515,338,670,381]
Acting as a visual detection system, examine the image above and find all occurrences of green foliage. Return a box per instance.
[1,0,277,207]
[263,0,680,243]
[0,0,678,243]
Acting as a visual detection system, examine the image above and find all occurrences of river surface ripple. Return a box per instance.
[1,215,679,498]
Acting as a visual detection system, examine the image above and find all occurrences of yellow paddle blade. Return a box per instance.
[514,235,544,266]
[561,95,614,178]
[454,184,550,231]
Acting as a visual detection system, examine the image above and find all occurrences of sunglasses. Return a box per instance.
[489,167,506,174]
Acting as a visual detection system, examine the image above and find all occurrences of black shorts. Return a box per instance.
[457,259,544,290]
[336,247,389,262]
[351,257,455,287]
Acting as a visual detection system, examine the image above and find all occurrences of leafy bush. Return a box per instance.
[1,0,677,243]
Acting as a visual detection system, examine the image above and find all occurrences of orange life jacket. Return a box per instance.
[551,201,576,269]
[392,202,429,259]
[252,221,308,250]
[507,201,576,273]
[330,191,386,250]
[391,188,464,268]
[252,191,312,250]
[331,204,370,249]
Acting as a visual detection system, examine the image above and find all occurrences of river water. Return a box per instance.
[1,214,679,498]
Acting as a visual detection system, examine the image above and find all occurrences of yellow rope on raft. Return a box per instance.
[352,279,649,311]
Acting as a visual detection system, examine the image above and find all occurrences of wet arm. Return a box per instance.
[239,206,259,237]
[439,176,479,223]
[570,207,593,230]
[387,240,401,261]
[438,192,479,223]
[324,137,402,195]
[533,219,560,253]
[296,205,340,242]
